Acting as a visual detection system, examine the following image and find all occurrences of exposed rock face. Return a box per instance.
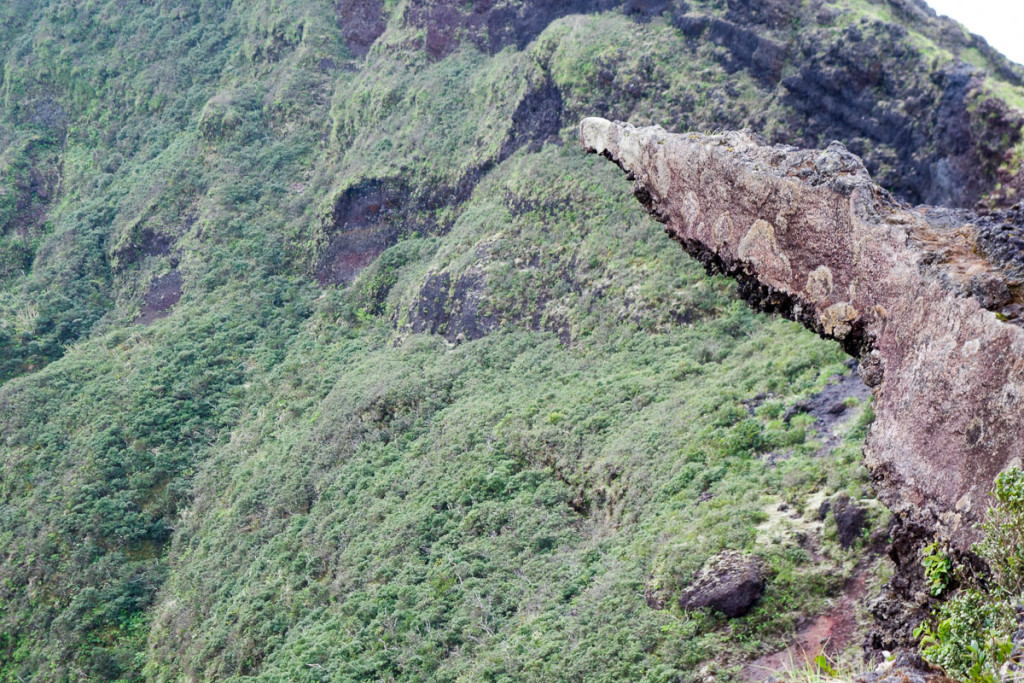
[317,74,564,287]
[581,117,1024,551]
[678,551,765,618]
[668,0,1024,209]
[134,270,183,326]
[335,0,387,58]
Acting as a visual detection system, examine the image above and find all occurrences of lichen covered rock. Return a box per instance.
[678,551,765,618]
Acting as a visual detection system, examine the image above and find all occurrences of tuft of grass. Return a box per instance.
[769,648,872,683]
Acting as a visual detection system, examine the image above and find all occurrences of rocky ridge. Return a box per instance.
[581,117,1024,554]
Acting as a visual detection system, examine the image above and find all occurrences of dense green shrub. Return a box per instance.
[917,468,1024,682]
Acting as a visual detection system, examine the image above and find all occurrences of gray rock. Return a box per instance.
[970,272,1013,309]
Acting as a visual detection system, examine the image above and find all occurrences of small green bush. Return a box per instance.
[921,542,953,597]
[917,467,1024,682]
[980,467,1024,598]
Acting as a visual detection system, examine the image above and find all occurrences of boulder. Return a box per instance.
[832,493,867,548]
[678,551,765,618]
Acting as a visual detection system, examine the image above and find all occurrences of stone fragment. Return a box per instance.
[858,350,884,387]
[970,272,1012,309]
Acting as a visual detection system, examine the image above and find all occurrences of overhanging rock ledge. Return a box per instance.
[581,116,1024,551]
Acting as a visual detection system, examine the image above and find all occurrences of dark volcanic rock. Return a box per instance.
[135,270,183,325]
[671,13,787,84]
[678,551,765,618]
[832,493,867,548]
[668,0,1024,209]
[973,203,1024,283]
[406,0,618,60]
[500,77,563,159]
[316,178,407,286]
[112,226,176,269]
[410,271,452,335]
[404,0,679,61]
[336,0,387,58]
[777,36,1016,207]
[0,136,61,277]
[409,270,500,343]
[318,73,564,287]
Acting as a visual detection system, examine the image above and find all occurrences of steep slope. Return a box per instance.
[1,1,1023,681]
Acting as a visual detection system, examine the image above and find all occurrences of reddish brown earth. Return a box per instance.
[739,567,868,681]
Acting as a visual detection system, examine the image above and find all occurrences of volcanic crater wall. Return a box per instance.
[581,117,1024,550]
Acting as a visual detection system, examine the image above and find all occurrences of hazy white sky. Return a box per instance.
[923,0,1024,65]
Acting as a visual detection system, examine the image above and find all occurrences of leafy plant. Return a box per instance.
[767,648,870,683]
[979,466,1024,598]
[815,653,839,677]
[922,541,954,596]
[916,468,1024,681]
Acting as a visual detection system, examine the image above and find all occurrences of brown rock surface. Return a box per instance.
[581,117,1024,550]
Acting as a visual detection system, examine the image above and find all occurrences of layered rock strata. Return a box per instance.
[581,117,1024,550]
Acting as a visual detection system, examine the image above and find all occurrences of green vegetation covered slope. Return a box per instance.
[0,1,1022,680]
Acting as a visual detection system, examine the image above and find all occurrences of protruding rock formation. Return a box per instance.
[581,117,1024,551]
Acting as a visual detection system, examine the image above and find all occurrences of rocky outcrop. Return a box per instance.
[335,0,387,58]
[0,133,60,281]
[581,117,1024,552]
[678,551,765,618]
[317,73,564,287]
[134,270,183,326]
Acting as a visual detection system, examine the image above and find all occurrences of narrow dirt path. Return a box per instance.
[739,566,870,681]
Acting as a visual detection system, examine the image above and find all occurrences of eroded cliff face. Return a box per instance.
[581,117,1024,551]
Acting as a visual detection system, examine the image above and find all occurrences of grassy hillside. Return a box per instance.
[0,1,1021,680]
